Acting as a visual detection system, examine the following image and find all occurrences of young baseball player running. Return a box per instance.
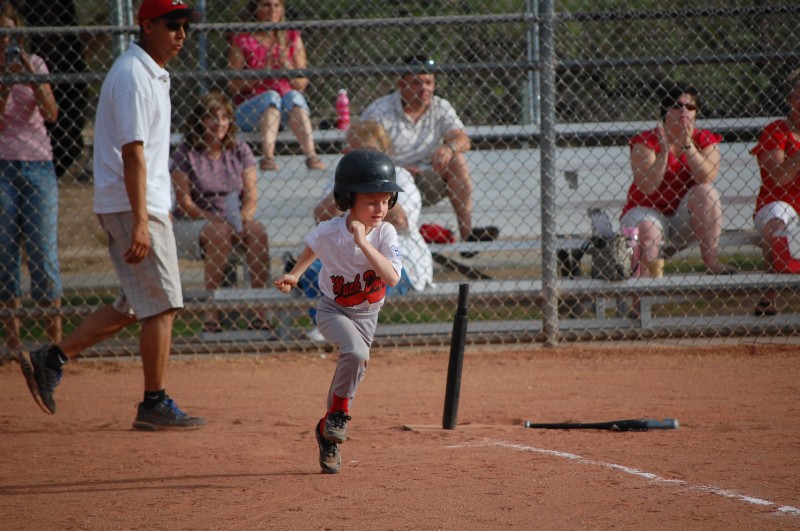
[274,150,403,474]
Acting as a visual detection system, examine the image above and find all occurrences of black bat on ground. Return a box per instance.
[523,418,678,431]
[431,253,492,280]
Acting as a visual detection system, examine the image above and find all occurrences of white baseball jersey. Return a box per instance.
[305,216,402,310]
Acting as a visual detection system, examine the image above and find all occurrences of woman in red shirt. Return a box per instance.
[621,82,735,276]
[749,68,800,315]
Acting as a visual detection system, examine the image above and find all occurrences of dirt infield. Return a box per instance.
[2,342,799,529]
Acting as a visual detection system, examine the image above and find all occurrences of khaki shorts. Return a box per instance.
[414,166,448,207]
[619,191,696,250]
[98,211,183,319]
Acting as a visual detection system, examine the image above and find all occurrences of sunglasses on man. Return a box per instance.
[159,19,191,33]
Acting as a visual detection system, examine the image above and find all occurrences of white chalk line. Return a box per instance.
[447,439,800,517]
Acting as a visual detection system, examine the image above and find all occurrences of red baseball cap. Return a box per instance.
[138,0,202,22]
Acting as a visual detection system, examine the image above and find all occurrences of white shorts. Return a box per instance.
[619,191,695,249]
[753,201,799,235]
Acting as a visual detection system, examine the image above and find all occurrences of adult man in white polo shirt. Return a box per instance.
[18,0,205,430]
[362,56,499,251]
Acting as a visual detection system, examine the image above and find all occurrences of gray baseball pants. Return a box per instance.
[316,296,379,411]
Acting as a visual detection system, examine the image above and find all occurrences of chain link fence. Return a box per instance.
[1,0,799,357]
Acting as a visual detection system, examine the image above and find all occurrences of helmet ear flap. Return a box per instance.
[389,192,398,209]
[334,190,352,212]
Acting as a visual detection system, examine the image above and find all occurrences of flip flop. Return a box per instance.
[203,319,223,333]
[753,299,777,317]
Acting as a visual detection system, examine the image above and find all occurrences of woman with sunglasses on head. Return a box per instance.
[171,91,271,333]
[227,0,325,172]
[620,81,736,277]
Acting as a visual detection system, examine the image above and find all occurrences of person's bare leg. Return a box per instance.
[242,220,269,289]
[259,107,281,169]
[200,222,233,291]
[288,107,324,168]
[42,298,62,345]
[687,184,725,273]
[139,309,177,392]
[200,221,233,326]
[1,298,21,350]
[637,219,663,277]
[58,304,137,359]
[442,153,474,240]
[756,218,786,314]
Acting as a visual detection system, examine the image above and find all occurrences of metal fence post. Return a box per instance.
[110,0,133,58]
[525,0,540,126]
[538,0,558,347]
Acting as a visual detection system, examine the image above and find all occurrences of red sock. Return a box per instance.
[329,395,350,414]
[320,396,350,430]
[771,237,800,273]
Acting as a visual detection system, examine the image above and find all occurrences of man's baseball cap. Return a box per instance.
[138,0,202,22]
[402,55,436,75]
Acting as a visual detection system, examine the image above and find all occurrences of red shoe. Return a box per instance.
[420,224,455,244]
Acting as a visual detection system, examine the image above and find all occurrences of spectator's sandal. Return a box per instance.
[708,264,738,275]
[249,316,274,333]
[754,299,777,317]
[461,226,501,258]
[305,156,326,170]
[203,318,223,333]
[260,156,278,171]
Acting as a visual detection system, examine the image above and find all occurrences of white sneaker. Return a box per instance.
[305,327,326,342]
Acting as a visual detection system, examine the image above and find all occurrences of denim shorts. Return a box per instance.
[235,89,311,132]
[0,160,62,301]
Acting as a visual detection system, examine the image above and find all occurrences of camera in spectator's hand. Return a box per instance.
[5,40,21,64]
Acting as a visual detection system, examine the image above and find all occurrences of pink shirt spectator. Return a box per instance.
[0,54,53,161]
[229,30,299,104]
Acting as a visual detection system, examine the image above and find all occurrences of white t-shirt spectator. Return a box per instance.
[361,91,465,168]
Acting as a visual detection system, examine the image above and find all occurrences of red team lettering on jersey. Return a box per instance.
[331,270,386,306]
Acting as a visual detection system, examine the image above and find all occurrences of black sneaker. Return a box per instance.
[315,420,341,474]
[323,411,351,444]
[132,396,206,431]
[17,347,61,415]
[461,226,500,258]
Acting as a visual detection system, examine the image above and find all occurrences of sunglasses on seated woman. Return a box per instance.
[671,102,697,111]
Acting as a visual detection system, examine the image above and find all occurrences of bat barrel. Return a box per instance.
[443,283,469,429]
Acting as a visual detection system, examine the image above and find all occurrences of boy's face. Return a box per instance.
[350,192,392,230]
